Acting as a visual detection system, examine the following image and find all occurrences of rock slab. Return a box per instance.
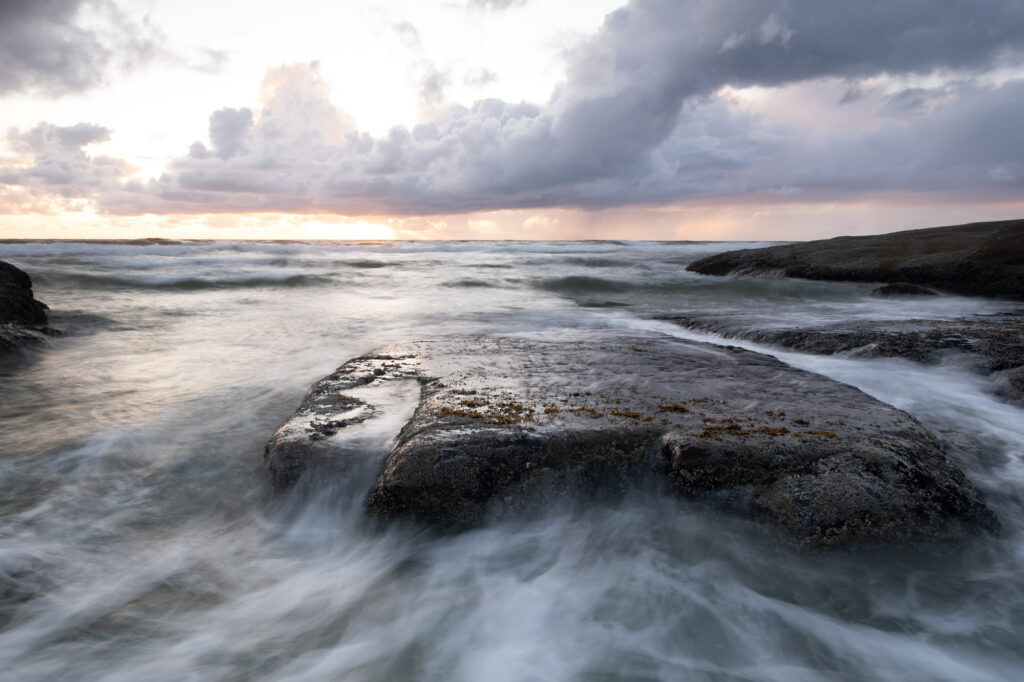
[687,219,1024,299]
[265,335,996,547]
[661,314,1024,405]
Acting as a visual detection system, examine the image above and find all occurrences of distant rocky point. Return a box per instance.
[0,260,53,349]
[687,219,1024,299]
[265,336,996,548]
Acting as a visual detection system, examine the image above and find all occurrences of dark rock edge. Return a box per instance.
[1,260,56,350]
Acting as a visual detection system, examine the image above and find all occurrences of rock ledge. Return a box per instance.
[687,219,1024,299]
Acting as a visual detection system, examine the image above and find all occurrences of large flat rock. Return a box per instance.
[265,335,996,547]
[687,219,1024,299]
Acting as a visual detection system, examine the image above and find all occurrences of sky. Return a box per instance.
[1,0,1023,241]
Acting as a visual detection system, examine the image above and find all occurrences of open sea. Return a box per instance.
[1,239,1023,681]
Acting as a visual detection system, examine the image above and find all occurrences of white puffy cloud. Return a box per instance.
[0,122,133,213]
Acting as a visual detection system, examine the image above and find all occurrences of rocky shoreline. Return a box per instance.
[678,219,1024,403]
[257,220,1022,547]
[687,219,1024,299]
[266,335,997,547]
[0,260,54,350]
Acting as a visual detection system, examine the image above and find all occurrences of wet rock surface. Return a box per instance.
[660,313,1024,405]
[687,219,1024,299]
[0,260,53,349]
[266,335,996,547]
[871,282,939,297]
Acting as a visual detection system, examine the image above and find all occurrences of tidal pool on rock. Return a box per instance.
[1,239,1023,680]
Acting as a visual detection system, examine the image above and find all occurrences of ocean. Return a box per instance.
[1,239,1023,681]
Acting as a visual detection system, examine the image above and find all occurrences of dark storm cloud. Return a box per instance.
[535,0,1024,194]
[686,79,1024,198]
[910,80,1024,178]
[0,0,106,94]
[0,0,168,95]
[0,0,230,96]
[10,0,1024,216]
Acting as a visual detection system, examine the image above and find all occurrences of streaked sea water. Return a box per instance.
[1,239,1022,681]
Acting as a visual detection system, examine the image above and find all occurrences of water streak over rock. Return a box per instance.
[661,313,1024,405]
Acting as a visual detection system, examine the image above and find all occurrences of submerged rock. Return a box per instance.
[686,219,1024,299]
[871,282,939,297]
[660,313,1024,405]
[265,335,996,547]
[0,260,53,349]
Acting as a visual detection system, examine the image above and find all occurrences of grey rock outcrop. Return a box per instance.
[265,335,996,547]
[687,219,1024,299]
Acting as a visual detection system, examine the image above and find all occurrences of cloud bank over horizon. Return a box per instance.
[2,0,1024,229]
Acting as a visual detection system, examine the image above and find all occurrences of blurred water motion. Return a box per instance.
[1,239,1022,681]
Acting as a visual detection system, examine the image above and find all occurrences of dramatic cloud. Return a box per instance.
[0,0,170,95]
[9,0,1024,217]
[679,78,1024,198]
